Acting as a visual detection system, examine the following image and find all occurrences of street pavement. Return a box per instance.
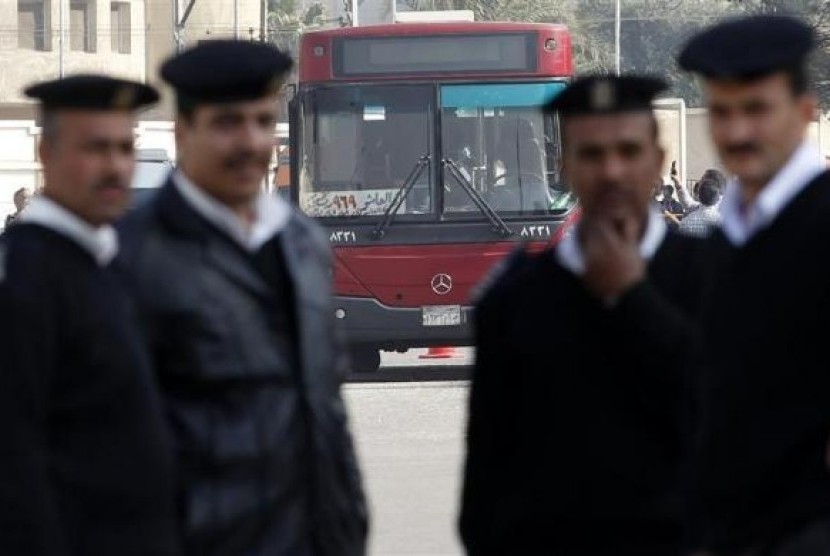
[343,348,473,556]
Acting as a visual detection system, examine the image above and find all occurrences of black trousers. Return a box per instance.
[693,517,830,556]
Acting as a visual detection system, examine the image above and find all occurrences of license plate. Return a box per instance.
[422,305,462,327]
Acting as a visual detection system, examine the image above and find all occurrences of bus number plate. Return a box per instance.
[422,305,461,327]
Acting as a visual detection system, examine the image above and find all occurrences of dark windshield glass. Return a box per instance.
[298,85,434,217]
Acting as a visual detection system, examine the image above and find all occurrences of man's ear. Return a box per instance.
[38,135,51,166]
[799,92,818,125]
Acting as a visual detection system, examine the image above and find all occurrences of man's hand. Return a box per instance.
[581,214,647,301]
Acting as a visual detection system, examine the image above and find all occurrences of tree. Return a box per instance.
[267,0,330,58]
[396,0,749,103]
[615,0,748,106]
[739,0,830,108]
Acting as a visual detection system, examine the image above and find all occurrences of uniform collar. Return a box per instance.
[172,170,291,252]
[555,208,667,276]
[720,140,825,246]
[18,195,118,266]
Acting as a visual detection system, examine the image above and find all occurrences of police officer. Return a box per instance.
[678,15,830,555]
[460,75,705,556]
[0,75,177,555]
[118,40,367,555]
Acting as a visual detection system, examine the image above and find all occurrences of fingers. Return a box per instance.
[621,214,640,245]
[582,218,616,259]
[583,211,643,254]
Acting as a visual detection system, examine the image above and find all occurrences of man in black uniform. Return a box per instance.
[678,15,830,555]
[118,40,367,556]
[459,75,704,556]
[0,76,177,555]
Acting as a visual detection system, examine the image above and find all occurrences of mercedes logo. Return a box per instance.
[431,273,453,295]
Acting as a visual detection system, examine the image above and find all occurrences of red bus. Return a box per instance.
[290,22,578,371]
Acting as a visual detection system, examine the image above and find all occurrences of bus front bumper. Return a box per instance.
[332,296,474,350]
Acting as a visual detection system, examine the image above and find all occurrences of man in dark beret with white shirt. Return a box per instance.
[678,14,830,556]
[117,40,367,556]
[0,75,178,555]
[460,75,706,556]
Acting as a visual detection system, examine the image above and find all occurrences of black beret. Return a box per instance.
[545,74,667,115]
[678,15,815,79]
[24,74,159,110]
[161,39,293,104]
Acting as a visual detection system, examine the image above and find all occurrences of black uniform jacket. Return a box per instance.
[117,181,367,556]
[460,230,705,556]
[0,224,178,556]
[689,171,830,552]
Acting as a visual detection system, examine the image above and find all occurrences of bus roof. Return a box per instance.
[299,22,572,83]
[302,21,569,38]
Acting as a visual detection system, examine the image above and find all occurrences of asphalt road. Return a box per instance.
[343,348,473,556]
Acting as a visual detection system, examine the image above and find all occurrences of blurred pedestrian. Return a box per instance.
[679,180,721,238]
[674,168,726,213]
[679,14,830,555]
[460,75,705,556]
[660,182,684,216]
[117,40,367,556]
[0,75,177,555]
[4,187,30,228]
[653,178,683,228]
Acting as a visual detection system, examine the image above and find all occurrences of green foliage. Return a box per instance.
[266,0,330,61]
[302,3,327,25]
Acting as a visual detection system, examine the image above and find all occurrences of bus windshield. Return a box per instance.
[299,84,434,218]
[441,82,572,215]
[297,81,575,219]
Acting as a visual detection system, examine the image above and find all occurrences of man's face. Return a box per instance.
[705,72,815,189]
[176,94,278,206]
[40,110,136,226]
[562,112,664,223]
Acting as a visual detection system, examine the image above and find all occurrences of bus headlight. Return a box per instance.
[335,308,346,319]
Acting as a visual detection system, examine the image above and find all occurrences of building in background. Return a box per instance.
[0,0,264,216]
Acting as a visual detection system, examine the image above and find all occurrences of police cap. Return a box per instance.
[678,15,815,79]
[24,74,159,111]
[161,39,293,105]
[544,74,667,116]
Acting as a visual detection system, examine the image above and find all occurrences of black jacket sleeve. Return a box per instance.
[0,252,69,555]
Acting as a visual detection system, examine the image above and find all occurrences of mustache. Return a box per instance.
[723,142,761,156]
[223,150,272,170]
[596,184,629,197]
[94,176,128,191]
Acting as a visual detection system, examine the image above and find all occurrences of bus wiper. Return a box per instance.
[372,154,431,239]
[442,158,513,237]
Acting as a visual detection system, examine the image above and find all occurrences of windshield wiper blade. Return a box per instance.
[442,158,513,237]
[372,154,430,239]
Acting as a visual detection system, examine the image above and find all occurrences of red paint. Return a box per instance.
[419,346,458,359]
[299,22,572,83]
[333,242,525,306]
[332,211,579,307]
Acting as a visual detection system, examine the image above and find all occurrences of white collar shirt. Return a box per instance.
[719,141,825,246]
[173,170,291,252]
[18,195,119,266]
